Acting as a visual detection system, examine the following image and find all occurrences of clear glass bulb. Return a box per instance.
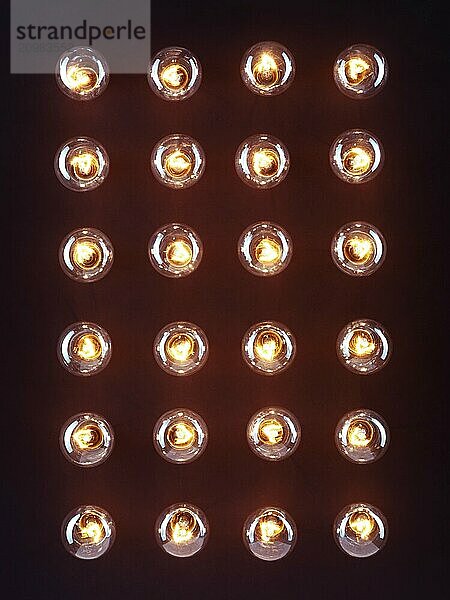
[59,412,114,467]
[153,408,208,464]
[337,319,391,375]
[62,505,115,560]
[154,321,209,376]
[57,321,112,377]
[151,134,205,189]
[330,129,384,184]
[334,503,388,558]
[148,223,203,278]
[335,409,389,463]
[242,321,296,375]
[148,47,202,101]
[55,136,109,192]
[59,227,114,282]
[238,221,292,276]
[243,507,297,561]
[240,41,295,96]
[334,44,388,99]
[235,134,289,189]
[56,47,109,101]
[247,407,300,461]
[331,221,386,276]
[156,503,209,557]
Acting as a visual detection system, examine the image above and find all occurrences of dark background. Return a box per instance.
[6,1,448,598]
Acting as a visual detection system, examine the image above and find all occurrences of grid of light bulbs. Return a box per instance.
[56,42,390,562]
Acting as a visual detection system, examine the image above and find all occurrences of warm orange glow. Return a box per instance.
[70,152,100,181]
[347,420,374,448]
[344,235,374,264]
[348,330,376,358]
[74,513,105,544]
[349,511,376,541]
[166,333,195,363]
[167,421,196,449]
[164,150,192,178]
[72,240,102,270]
[160,63,189,91]
[165,239,192,267]
[253,53,279,87]
[66,65,98,92]
[74,334,102,361]
[252,148,280,177]
[258,418,284,445]
[255,237,282,266]
[168,511,198,544]
[342,146,373,175]
[254,330,284,362]
[258,515,284,543]
[345,57,372,84]
[72,423,104,450]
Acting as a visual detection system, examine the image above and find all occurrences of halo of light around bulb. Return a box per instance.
[154,321,209,376]
[56,46,109,101]
[238,221,292,276]
[151,134,205,189]
[57,321,112,377]
[148,47,202,101]
[335,409,389,464]
[153,409,208,464]
[331,221,386,277]
[334,503,388,558]
[247,407,300,461]
[156,503,209,557]
[243,507,297,561]
[240,41,295,96]
[148,223,203,278]
[59,227,114,282]
[333,44,388,99]
[330,129,384,184]
[55,136,109,192]
[62,505,115,559]
[59,412,114,467]
[242,321,296,375]
[235,134,290,189]
[336,319,391,375]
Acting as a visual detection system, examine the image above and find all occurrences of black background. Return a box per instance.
[6,1,448,598]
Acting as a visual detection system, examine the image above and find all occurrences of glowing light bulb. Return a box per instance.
[55,137,109,192]
[235,134,289,189]
[59,228,114,283]
[154,322,209,376]
[154,409,208,464]
[243,507,297,561]
[242,321,296,375]
[331,221,386,276]
[334,503,388,558]
[168,421,196,448]
[62,505,115,559]
[148,223,203,278]
[247,407,300,461]
[336,319,391,374]
[156,503,209,557]
[334,44,388,99]
[241,42,295,96]
[58,322,112,377]
[238,221,292,276]
[60,413,114,467]
[148,47,202,101]
[56,47,109,100]
[335,409,389,463]
[330,129,384,184]
[151,134,205,189]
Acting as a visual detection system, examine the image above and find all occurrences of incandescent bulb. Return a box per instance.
[247,407,300,461]
[151,134,205,189]
[330,129,384,184]
[57,322,112,376]
[335,409,389,463]
[62,505,115,559]
[243,507,297,561]
[334,44,388,99]
[337,319,391,374]
[238,222,292,276]
[59,227,114,282]
[156,503,209,557]
[56,47,109,100]
[235,134,289,189]
[242,321,296,375]
[241,42,295,96]
[334,503,387,558]
[60,413,114,467]
[148,224,203,278]
[154,409,208,463]
[154,322,209,376]
[55,137,109,192]
[148,47,202,101]
[331,221,386,276]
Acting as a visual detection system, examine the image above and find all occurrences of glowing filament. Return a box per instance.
[70,152,100,181]
[342,147,373,175]
[72,240,102,270]
[165,239,193,267]
[167,421,196,449]
[258,419,284,445]
[345,57,372,85]
[255,237,282,266]
[164,150,192,178]
[254,330,284,362]
[67,66,98,92]
[74,514,105,544]
[253,53,279,87]
[160,63,189,91]
[258,515,284,543]
[344,235,374,264]
[252,149,279,177]
[347,420,374,448]
[74,334,102,361]
[166,333,195,363]
[349,511,376,541]
[169,512,197,544]
[348,330,376,358]
[72,423,103,450]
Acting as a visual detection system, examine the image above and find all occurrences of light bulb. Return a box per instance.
[56,47,109,101]
[148,223,203,278]
[59,227,114,282]
[241,42,295,96]
[242,321,296,375]
[247,407,300,461]
[235,134,289,189]
[148,47,202,101]
[331,221,386,276]
[156,503,209,557]
[330,129,384,184]
[151,134,205,189]
[243,507,297,561]
[55,137,109,192]
[59,412,114,467]
[238,221,292,276]
[153,409,208,464]
[334,44,388,99]
[335,409,389,464]
[62,505,115,559]
[334,503,388,558]
[337,319,391,375]
[58,322,112,376]
[154,322,209,376]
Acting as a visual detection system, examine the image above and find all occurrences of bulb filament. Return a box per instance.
[348,330,376,358]
[67,66,98,93]
[167,421,196,449]
[70,152,100,181]
[164,150,192,178]
[342,146,373,175]
[166,333,195,363]
[253,53,279,87]
[343,235,374,264]
[74,333,103,361]
[169,511,198,544]
[345,57,372,84]
[72,423,104,450]
[348,511,376,541]
[254,330,284,362]
[74,514,105,544]
[72,240,102,270]
[165,239,193,267]
[258,515,285,543]
[258,419,284,445]
[255,237,282,266]
[252,148,280,177]
[347,420,374,448]
[160,63,189,91]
